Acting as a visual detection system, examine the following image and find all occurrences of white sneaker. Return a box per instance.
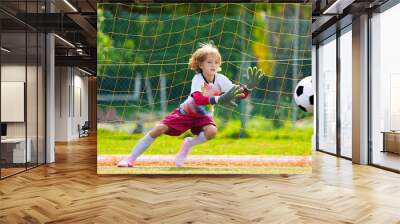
[117,156,135,167]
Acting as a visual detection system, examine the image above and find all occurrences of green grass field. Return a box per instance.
[98,117,313,156]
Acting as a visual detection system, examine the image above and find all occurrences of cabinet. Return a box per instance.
[0,138,31,164]
[382,131,400,154]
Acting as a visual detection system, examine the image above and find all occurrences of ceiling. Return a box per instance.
[0,0,97,74]
[312,0,390,43]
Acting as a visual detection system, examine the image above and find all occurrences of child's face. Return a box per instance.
[199,54,220,76]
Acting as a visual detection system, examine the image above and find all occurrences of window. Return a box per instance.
[0,0,46,179]
[371,3,400,171]
[339,27,352,158]
[317,35,337,154]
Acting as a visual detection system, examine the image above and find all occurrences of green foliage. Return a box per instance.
[97,8,112,66]
[97,3,312,124]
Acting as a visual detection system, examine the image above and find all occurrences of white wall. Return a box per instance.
[1,65,26,81]
[1,65,26,138]
[55,67,89,141]
[73,72,89,137]
[1,64,46,164]
[55,67,69,141]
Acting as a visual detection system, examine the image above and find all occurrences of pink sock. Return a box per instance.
[175,132,207,167]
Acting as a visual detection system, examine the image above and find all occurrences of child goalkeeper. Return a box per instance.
[117,43,264,167]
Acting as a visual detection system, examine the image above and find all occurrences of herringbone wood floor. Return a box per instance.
[1,135,400,224]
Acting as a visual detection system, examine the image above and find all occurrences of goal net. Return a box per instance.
[97,3,312,158]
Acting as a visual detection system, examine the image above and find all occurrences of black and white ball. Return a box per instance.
[294,76,314,113]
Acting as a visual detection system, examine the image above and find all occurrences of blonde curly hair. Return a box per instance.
[188,43,222,73]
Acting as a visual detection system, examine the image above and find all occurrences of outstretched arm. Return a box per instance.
[192,87,244,106]
[191,92,213,105]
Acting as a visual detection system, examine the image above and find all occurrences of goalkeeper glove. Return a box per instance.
[216,85,243,107]
[244,66,264,91]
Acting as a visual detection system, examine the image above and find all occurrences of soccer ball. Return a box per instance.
[294,76,314,113]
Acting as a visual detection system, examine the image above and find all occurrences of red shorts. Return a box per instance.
[160,108,216,136]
